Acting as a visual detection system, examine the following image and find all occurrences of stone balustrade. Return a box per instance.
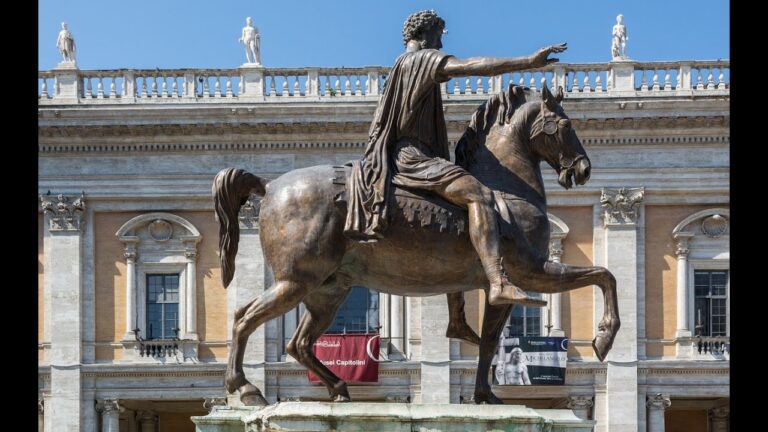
[693,336,730,360]
[39,60,728,105]
[138,339,179,359]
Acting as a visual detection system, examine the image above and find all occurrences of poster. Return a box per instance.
[307,334,380,383]
[491,336,568,385]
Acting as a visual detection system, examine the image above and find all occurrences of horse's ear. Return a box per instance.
[556,86,564,103]
[541,85,557,110]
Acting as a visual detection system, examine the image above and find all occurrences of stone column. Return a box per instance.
[96,400,122,432]
[40,193,86,432]
[123,246,138,340]
[185,249,198,339]
[674,233,694,357]
[709,406,729,432]
[391,295,405,356]
[600,187,644,432]
[567,396,594,420]
[548,238,565,337]
[124,409,137,432]
[137,411,157,432]
[227,196,267,403]
[38,399,44,432]
[646,394,671,432]
[419,295,451,403]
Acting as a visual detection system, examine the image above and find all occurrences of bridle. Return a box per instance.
[530,102,586,173]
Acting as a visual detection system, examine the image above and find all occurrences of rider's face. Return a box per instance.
[421,26,443,50]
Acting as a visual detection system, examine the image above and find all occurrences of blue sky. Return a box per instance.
[39,0,729,70]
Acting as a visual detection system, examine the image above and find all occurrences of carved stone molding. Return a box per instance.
[40,192,85,231]
[549,239,564,261]
[709,406,729,419]
[385,395,411,403]
[701,214,728,238]
[203,397,227,412]
[567,396,594,410]
[96,399,122,413]
[646,394,671,410]
[239,195,262,230]
[137,410,158,422]
[600,187,644,225]
[37,115,730,141]
[673,233,693,258]
[148,219,173,241]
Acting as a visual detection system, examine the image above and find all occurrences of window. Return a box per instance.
[505,293,544,337]
[116,213,202,362]
[146,274,180,340]
[328,286,380,334]
[693,270,728,337]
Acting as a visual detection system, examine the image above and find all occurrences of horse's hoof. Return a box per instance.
[225,371,248,395]
[592,333,614,362]
[333,394,351,402]
[446,324,481,346]
[240,383,268,406]
[474,393,504,405]
[330,381,351,402]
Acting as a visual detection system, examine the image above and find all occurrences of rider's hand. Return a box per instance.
[530,43,567,68]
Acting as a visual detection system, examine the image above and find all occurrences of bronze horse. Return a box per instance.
[213,84,620,405]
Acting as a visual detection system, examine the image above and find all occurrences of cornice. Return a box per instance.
[38,115,729,141]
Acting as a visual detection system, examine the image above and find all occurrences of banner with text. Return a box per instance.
[491,336,568,385]
[307,334,379,383]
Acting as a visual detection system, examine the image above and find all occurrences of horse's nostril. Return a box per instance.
[584,166,591,180]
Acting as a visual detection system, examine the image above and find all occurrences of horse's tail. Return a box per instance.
[212,168,269,288]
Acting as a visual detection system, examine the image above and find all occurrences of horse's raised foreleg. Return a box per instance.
[226,280,307,406]
[509,260,619,362]
[286,285,353,402]
[474,301,513,404]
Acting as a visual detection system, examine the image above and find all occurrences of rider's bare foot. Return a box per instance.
[488,282,547,307]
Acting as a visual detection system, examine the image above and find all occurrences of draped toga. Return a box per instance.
[344,49,470,241]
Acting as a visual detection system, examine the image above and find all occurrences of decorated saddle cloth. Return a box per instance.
[332,165,516,236]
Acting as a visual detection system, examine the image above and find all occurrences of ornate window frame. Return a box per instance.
[672,208,729,358]
[116,213,201,363]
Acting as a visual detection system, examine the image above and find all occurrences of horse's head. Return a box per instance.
[529,85,591,189]
[456,84,591,192]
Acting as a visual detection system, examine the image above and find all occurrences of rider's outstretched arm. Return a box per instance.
[437,43,567,80]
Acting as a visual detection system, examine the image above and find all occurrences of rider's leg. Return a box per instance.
[439,176,546,307]
[445,291,481,345]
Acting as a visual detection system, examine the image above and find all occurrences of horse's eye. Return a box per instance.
[559,119,571,129]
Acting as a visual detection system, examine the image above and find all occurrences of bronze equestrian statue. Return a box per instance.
[213,10,620,406]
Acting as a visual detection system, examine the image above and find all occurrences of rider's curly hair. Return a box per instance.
[402,10,445,46]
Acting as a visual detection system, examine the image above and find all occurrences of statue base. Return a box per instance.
[55,61,78,70]
[192,402,595,432]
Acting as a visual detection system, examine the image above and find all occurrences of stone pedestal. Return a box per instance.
[239,65,266,100]
[192,402,596,432]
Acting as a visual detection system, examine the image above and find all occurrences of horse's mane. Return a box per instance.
[455,84,537,169]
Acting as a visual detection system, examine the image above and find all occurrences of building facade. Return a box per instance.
[38,58,729,432]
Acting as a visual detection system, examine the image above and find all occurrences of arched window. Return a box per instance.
[672,208,729,358]
[116,213,201,362]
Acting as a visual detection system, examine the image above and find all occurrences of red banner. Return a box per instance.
[307,334,379,383]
